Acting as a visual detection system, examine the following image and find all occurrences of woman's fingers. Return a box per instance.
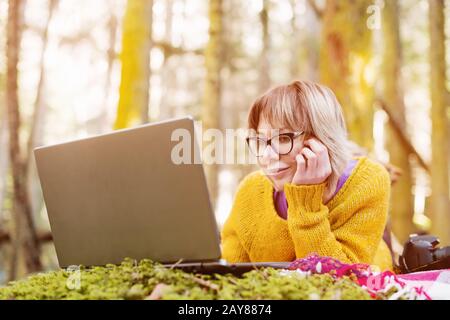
[304,138,329,167]
[291,153,306,185]
[291,138,332,185]
[300,147,318,171]
[305,138,326,156]
[304,138,332,176]
[295,153,306,172]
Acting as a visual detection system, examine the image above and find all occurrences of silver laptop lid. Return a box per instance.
[34,117,221,267]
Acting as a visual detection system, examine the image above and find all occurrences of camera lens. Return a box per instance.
[434,246,450,260]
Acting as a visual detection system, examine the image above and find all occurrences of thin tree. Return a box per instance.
[6,0,42,280]
[103,6,119,127]
[382,0,415,242]
[310,0,375,150]
[203,0,223,208]
[0,90,8,218]
[159,0,175,120]
[25,0,58,230]
[259,0,270,93]
[429,0,450,244]
[114,0,153,129]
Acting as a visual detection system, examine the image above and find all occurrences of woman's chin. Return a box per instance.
[263,166,294,191]
[271,175,294,191]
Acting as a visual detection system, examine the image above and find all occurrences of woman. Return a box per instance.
[221,80,393,271]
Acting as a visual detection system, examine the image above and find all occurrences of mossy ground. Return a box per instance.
[0,258,374,300]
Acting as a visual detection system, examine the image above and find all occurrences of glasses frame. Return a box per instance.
[246,131,305,157]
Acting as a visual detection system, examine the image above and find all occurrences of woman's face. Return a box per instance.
[255,117,306,191]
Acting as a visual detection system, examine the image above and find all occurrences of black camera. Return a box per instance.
[399,234,450,273]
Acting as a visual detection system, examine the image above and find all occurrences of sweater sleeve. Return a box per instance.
[283,169,390,265]
[221,221,250,263]
[220,174,253,263]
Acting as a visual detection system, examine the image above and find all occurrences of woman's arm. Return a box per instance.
[221,221,250,262]
[284,167,390,265]
[220,175,252,263]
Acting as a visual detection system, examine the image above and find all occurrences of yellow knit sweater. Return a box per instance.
[221,156,393,271]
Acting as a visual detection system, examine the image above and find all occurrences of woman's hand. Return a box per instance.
[291,138,332,185]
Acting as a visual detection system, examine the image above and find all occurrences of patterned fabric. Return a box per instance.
[288,254,434,300]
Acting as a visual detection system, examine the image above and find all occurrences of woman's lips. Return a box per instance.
[266,166,291,177]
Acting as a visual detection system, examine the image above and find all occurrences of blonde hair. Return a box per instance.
[248,80,352,194]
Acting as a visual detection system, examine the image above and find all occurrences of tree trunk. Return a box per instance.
[103,8,118,128]
[429,0,450,245]
[6,0,42,279]
[159,0,175,120]
[26,0,57,165]
[289,0,300,79]
[382,0,415,243]
[0,106,8,215]
[114,0,153,129]
[259,0,270,93]
[203,0,223,209]
[26,0,58,230]
[319,0,375,150]
[292,0,320,81]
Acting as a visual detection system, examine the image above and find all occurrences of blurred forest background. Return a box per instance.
[0,0,449,283]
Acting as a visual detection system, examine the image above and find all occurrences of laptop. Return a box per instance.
[34,117,289,276]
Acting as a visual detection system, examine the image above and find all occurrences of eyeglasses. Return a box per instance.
[246,132,305,157]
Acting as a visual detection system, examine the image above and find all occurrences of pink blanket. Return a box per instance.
[397,269,450,300]
[288,254,450,299]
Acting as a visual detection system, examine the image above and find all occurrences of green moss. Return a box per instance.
[0,259,373,300]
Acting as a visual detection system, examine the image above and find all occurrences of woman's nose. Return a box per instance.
[261,144,279,163]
